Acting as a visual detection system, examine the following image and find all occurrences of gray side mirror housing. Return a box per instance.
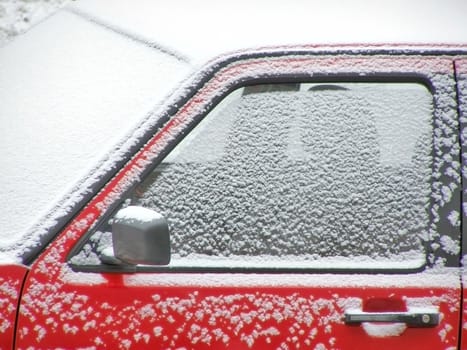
[111,206,170,265]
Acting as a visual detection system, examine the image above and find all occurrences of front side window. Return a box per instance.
[73,82,434,270]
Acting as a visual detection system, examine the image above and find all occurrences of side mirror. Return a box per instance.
[110,206,170,265]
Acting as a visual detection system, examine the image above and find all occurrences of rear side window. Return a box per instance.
[73,82,434,270]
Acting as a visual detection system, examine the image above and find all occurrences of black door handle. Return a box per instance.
[344,310,439,327]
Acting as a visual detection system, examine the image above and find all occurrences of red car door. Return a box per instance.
[16,52,463,349]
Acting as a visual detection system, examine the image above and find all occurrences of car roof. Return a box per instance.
[70,0,467,64]
[0,0,466,263]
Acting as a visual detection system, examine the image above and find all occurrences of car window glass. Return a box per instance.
[72,82,434,269]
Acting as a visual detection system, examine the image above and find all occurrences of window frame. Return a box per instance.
[67,53,461,274]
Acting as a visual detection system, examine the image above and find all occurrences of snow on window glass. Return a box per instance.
[134,82,433,266]
[76,82,434,269]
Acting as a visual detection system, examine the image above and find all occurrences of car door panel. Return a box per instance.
[16,269,460,349]
[16,53,463,349]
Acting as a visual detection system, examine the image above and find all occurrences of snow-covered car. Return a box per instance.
[1,0,467,348]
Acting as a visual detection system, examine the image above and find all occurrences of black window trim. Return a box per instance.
[59,52,460,274]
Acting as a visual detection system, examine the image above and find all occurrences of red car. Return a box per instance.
[1,0,467,349]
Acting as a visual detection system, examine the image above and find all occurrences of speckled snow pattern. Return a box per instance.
[18,259,461,349]
[169,56,456,265]
[129,84,432,260]
[428,71,462,266]
[15,54,464,349]
[20,280,352,348]
[456,60,467,343]
[0,276,20,333]
[0,0,69,46]
[71,54,461,267]
[457,60,467,218]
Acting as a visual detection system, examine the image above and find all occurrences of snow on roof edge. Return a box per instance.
[64,5,191,64]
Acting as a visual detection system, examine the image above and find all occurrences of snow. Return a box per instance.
[62,54,463,271]
[0,0,463,267]
[362,322,407,337]
[166,252,426,270]
[113,206,163,225]
[440,235,460,256]
[69,0,467,64]
[35,213,467,348]
[0,0,69,46]
[0,12,460,349]
[20,262,462,348]
[0,0,464,269]
[0,275,21,336]
[0,9,191,260]
[131,83,432,264]
[120,268,460,288]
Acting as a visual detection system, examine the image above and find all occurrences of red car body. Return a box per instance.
[1,1,467,349]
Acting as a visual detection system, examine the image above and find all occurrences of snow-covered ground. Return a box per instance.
[0,0,69,46]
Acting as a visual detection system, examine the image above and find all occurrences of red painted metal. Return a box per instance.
[0,265,28,349]
[15,278,461,349]
[11,52,465,349]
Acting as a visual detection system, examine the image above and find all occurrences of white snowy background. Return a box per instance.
[0,0,69,46]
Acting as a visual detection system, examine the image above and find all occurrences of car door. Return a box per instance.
[16,52,462,349]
